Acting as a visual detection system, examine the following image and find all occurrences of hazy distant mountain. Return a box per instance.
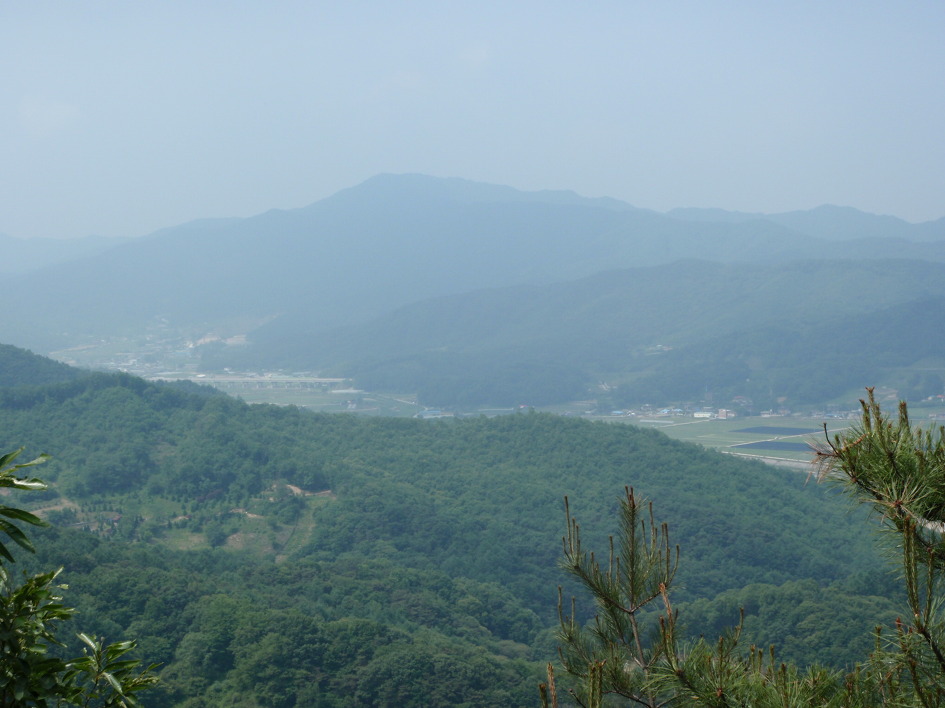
[250,258,945,408]
[0,232,130,276]
[2,173,943,365]
[272,258,945,362]
[319,172,642,212]
[669,204,945,242]
[0,174,783,350]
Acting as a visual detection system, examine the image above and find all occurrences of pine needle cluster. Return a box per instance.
[544,390,945,707]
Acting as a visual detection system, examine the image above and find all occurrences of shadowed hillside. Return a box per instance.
[233,258,945,409]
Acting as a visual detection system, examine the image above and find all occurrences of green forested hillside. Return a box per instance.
[0,342,83,387]
[0,346,906,705]
[610,293,945,407]
[266,259,945,409]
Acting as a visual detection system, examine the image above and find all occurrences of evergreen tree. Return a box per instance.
[544,389,945,706]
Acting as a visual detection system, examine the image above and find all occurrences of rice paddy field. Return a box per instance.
[625,415,852,465]
[629,401,945,464]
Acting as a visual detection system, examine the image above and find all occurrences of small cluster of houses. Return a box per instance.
[608,407,737,419]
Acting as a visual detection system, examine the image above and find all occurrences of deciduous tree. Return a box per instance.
[0,448,157,707]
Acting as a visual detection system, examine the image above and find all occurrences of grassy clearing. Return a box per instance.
[275,494,333,561]
[164,529,209,551]
[33,477,337,562]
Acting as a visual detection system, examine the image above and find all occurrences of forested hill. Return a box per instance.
[1,365,878,600]
[0,342,84,387]
[0,345,903,704]
[238,258,945,409]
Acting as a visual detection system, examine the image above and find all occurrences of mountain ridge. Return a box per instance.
[244,257,945,408]
[2,173,943,408]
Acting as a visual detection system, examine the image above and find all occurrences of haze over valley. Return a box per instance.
[3,4,944,705]
[3,173,944,418]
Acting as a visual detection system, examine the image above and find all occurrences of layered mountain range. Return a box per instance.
[3,174,943,408]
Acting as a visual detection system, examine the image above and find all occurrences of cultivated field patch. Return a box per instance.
[733,441,811,451]
[734,426,819,436]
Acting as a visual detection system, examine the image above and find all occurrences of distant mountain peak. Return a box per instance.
[317,173,639,212]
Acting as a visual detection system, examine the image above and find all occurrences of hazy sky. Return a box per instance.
[3,2,944,239]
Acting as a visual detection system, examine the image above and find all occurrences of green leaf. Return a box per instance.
[0,507,49,526]
[0,519,37,552]
[77,633,98,651]
[104,640,135,661]
[103,671,123,694]
[0,448,23,469]
[68,657,94,673]
[6,478,48,491]
[0,450,50,478]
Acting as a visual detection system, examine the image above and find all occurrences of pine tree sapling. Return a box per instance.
[555,487,679,707]
[814,388,945,703]
[549,391,945,705]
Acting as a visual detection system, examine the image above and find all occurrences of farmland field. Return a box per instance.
[632,403,945,463]
[157,372,945,467]
[625,415,853,464]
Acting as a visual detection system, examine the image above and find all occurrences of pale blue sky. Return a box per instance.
[2,1,943,239]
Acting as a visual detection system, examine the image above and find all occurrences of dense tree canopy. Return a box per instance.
[0,347,913,705]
